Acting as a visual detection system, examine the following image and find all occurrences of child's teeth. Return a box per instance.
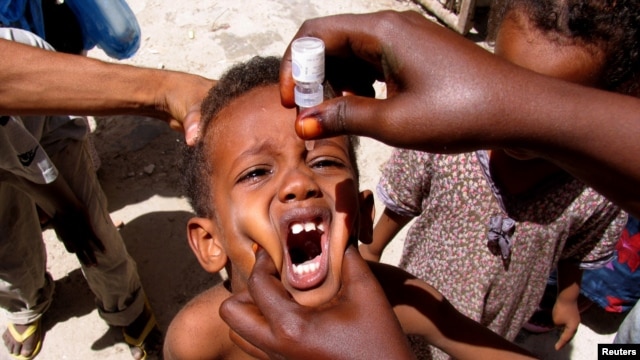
[290,221,325,234]
[304,222,316,232]
[293,261,320,275]
[291,223,304,234]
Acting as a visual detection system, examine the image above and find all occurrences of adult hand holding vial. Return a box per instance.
[292,36,324,151]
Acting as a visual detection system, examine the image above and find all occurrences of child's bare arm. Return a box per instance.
[371,262,536,359]
[552,260,583,350]
[360,207,412,262]
[164,286,233,360]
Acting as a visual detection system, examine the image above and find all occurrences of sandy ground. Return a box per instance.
[0,0,628,359]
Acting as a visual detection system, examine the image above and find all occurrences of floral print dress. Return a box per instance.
[377,149,626,359]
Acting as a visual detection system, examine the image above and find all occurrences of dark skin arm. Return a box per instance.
[279,10,640,218]
[4,174,105,266]
[220,246,416,360]
[370,262,536,359]
[221,246,537,360]
[0,39,215,145]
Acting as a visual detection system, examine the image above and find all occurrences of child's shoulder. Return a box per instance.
[164,283,237,360]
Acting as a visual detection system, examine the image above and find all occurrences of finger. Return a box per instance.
[220,249,294,351]
[279,47,296,108]
[167,118,183,134]
[325,57,379,98]
[341,244,372,281]
[228,329,270,360]
[295,94,401,142]
[182,105,202,146]
[555,324,577,350]
[340,245,386,301]
[245,248,298,316]
[339,245,399,315]
[220,289,275,354]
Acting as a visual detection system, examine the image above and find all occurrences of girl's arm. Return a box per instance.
[371,262,537,360]
[552,260,584,350]
[360,207,412,262]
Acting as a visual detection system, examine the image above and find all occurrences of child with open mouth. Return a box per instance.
[179,55,365,309]
[163,56,535,360]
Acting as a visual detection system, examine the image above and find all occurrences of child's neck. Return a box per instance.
[488,149,562,195]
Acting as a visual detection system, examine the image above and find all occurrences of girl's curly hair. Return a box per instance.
[488,0,640,95]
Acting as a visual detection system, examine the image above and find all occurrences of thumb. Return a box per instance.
[183,105,203,146]
[340,245,385,301]
[295,95,395,141]
[555,323,577,350]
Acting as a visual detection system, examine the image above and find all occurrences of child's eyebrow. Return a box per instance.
[234,140,278,162]
[231,138,349,169]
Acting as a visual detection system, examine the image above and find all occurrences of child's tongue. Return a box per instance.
[285,220,328,289]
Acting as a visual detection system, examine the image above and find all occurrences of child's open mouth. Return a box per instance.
[284,215,329,290]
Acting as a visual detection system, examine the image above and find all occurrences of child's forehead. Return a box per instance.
[212,85,285,131]
[203,84,357,174]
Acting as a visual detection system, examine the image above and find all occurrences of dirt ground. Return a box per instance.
[0,0,627,359]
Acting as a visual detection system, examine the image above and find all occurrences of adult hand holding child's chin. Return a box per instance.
[219,245,415,360]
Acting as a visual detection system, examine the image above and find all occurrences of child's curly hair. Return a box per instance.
[488,0,640,95]
[183,56,359,218]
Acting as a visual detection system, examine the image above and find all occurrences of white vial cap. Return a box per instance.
[291,37,325,83]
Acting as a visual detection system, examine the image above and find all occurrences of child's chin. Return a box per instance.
[289,281,341,307]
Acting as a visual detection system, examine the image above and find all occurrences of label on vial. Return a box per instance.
[291,37,325,83]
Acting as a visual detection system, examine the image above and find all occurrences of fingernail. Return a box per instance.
[296,117,322,138]
[186,124,200,145]
[252,243,259,253]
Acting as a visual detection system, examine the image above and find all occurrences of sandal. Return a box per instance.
[6,319,43,360]
[122,301,162,360]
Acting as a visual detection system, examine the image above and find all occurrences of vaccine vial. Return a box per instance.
[291,37,325,109]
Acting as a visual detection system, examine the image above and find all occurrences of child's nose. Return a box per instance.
[278,168,320,203]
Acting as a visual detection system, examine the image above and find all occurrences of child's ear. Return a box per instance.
[358,190,375,244]
[187,217,227,273]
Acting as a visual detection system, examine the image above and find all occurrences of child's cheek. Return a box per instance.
[235,204,283,273]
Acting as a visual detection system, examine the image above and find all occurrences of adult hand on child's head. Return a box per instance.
[280,10,499,153]
[220,245,416,360]
[157,72,215,146]
[51,204,106,267]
